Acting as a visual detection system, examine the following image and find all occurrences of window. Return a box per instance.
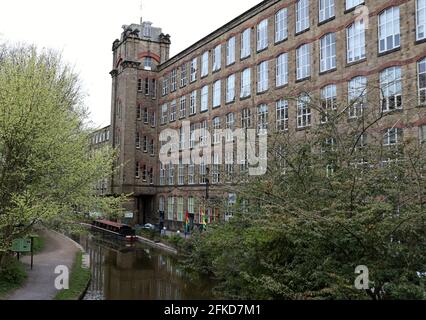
[142,165,147,181]
[257,19,269,51]
[213,80,221,108]
[320,84,337,123]
[418,58,426,104]
[346,0,363,11]
[144,108,149,123]
[159,196,165,213]
[160,164,165,185]
[201,86,209,112]
[188,160,195,184]
[179,97,186,119]
[276,53,288,87]
[168,163,174,186]
[226,74,235,103]
[348,76,367,118]
[190,58,197,82]
[138,79,143,92]
[320,33,336,72]
[151,79,157,98]
[188,197,195,214]
[213,117,221,145]
[136,104,142,120]
[296,0,310,33]
[297,94,311,128]
[275,8,288,43]
[201,51,209,77]
[226,113,235,142]
[200,161,207,184]
[161,104,168,124]
[170,100,177,122]
[135,132,141,149]
[179,127,185,151]
[212,153,220,184]
[257,61,269,93]
[150,139,155,155]
[144,79,150,95]
[190,123,197,149]
[190,90,197,115]
[227,37,236,66]
[167,197,175,221]
[384,128,403,146]
[178,161,185,186]
[241,28,251,59]
[380,66,402,112]
[347,19,366,63]
[170,69,177,92]
[378,7,400,54]
[162,78,169,96]
[420,125,426,143]
[151,111,156,127]
[144,57,152,70]
[135,162,140,178]
[143,136,148,152]
[180,63,187,87]
[200,120,208,146]
[213,45,222,71]
[257,104,268,134]
[177,197,184,222]
[319,0,334,23]
[276,99,289,131]
[241,68,251,98]
[417,0,426,41]
[242,108,252,128]
[296,44,310,80]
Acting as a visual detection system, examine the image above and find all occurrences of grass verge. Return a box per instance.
[54,252,91,300]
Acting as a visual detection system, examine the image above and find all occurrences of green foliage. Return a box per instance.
[54,251,91,300]
[184,97,426,300]
[0,257,27,298]
[0,44,125,264]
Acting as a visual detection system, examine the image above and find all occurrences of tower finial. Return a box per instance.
[139,0,143,25]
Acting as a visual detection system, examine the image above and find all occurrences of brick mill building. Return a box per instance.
[94,0,426,230]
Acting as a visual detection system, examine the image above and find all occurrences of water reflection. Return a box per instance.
[78,233,214,300]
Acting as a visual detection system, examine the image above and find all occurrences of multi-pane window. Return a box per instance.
[227,37,236,66]
[170,69,177,92]
[200,161,207,184]
[257,61,269,93]
[143,136,148,152]
[161,104,168,124]
[201,85,209,112]
[200,120,209,146]
[188,161,195,184]
[212,153,220,184]
[190,123,197,149]
[346,0,363,11]
[180,63,187,87]
[320,33,336,72]
[162,78,169,96]
[190,57,197,82]
[226,113,235,142]
[226,74,236,103]
[170,100,177,122]
[167,197,175,221]
[151,111,156,127]
[320,84,337,123]
[257,19,269,51]
[241,28,251,59]
[296,0,310,34]
[417,0,426,41]
[168,163,174,186]
[241,68,252,98]
[138,79,143,92]
[257,104,269,134]
[188,197,195,214]
[297,94,311,128]
[136,104,142,120]
[276,53,288,87]
[296,44,310,80]
[159,196,165,213]
[418,58,426,104]
[160,163,165,186]
[241,108,252,128]
[276,99,289,131]
[319,0,335,23]
[347,20,366,63]
[190,90,197,115]
[275,8,288,43]
[213,45,222,71]
[144,78,150,95]
[151,79,157,98]
[135,162,140,178]
[213,80,221,108]
[420,125,426,143]
[378,7,400,54]
[201,51,209,77]
[177,197,184,222]
[144,57,152,70]
[179,96,187,119]
[179,127,185,150]
[380,66,402,112]
[143,108,149,123]
[213,117,221,144]
[348,76,367,118]
[178,161,185,186]
[384,128,403,146]
[136,132,141,149]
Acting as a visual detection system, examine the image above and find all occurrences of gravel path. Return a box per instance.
[6,230,80,300]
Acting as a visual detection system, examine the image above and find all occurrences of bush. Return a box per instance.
[0,257,27,297]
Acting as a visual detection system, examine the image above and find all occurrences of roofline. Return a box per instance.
[158,0,278,71]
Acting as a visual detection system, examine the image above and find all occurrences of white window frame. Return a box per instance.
[417,0,426,41]
[384,128,403,146]
[276,99,289,131]
[201,51,209,77]
[227,37,236,66]
[170,100,177,122]
[296,43,310,80]
[418,58,426,105]
[190,90,197,115]
[167,196,175,221]
[275,8,288,43]
[179,96,186,119]
[296,0,310,34]
[170,69,177,92]
[380,66,402,112]
[201,86,209,112]
[276,53,288,87]
[226,113,235,142]
[347,19,366,63]
[241,28,251,59]
[257,61,269,93]
[346,0,364,11]
[257,19,269,51]
[348,76,367,119]
[161,103,168,124]
[190,57,197,82]
[297,94,311,129]
[226,74,236,103]
[213,45,222,71]
[320,84,337,124]
[378,7,400,54]
[213,117,221,145]
[319,0,335,23]
[257,104,269,135]
[320,33,336,72]
[213,80,221,108]
[180,63,187,87]
[241,68,252,98]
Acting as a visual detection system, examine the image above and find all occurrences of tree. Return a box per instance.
[0,44,123,267]
[184,77,426,300]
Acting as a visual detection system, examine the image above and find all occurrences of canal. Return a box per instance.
[76,233,215,300]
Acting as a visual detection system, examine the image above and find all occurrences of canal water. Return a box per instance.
[76,233,215,300]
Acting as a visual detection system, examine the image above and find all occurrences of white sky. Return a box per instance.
[0,0,261,128]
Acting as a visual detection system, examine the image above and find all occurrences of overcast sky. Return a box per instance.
[0,0,261,128]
